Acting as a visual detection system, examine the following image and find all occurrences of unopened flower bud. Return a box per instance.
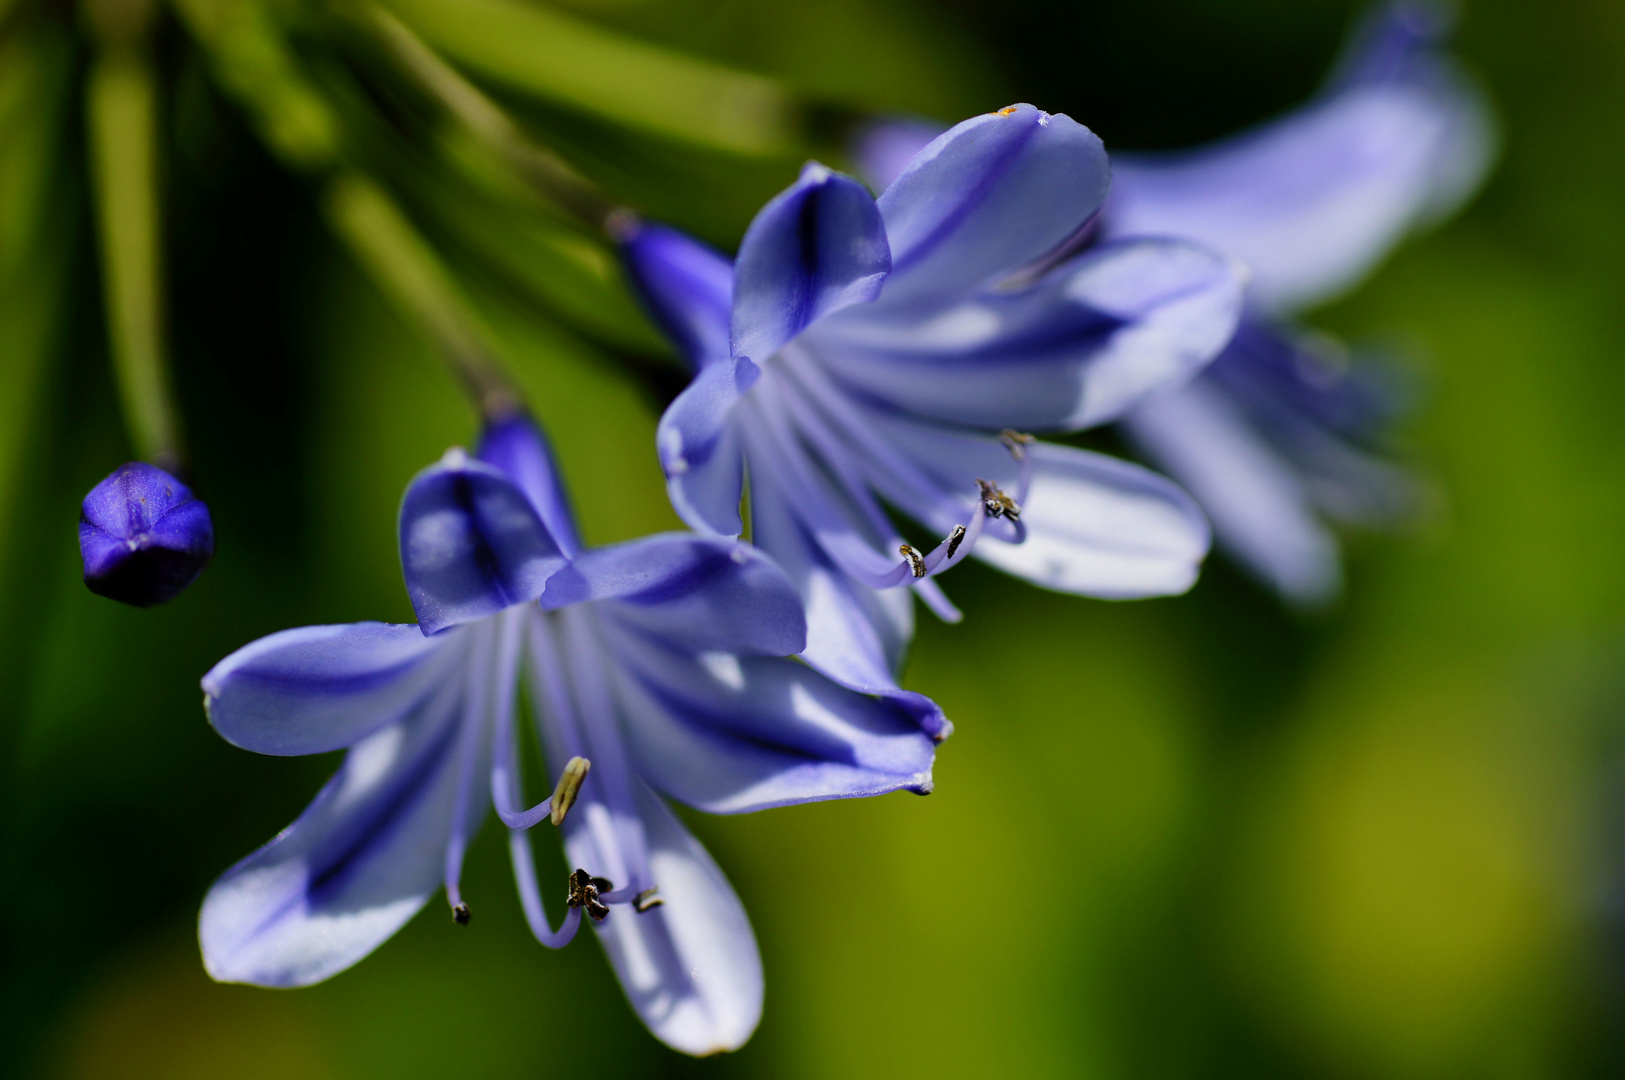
[79,462,214,607]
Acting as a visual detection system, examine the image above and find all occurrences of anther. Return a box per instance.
[945,524,967,560]
[452,902,471,925]
[633,888,665,913]
[567,868,612,922]
[899,544,926,578]
[998,429,1034,461]
[977,478,1021,521]
[549,756,590,826]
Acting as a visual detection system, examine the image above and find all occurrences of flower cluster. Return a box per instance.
[195,0,1490,1056]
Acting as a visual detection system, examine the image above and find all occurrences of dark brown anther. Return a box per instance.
[567,868,611,922]
[452,902,471,925]
[898,544,927,578]
[976,478,1021,521]
[633,888,665,914]
[945,524,967,560]
[998,430,1034,461]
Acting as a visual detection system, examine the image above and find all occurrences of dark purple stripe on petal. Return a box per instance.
[400,452,567,634]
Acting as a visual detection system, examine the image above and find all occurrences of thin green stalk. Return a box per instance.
[324,170,520,418]
[363,2,622,233]
[87,40,182,471]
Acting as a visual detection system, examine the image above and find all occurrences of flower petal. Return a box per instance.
[852,116,945,193]
[543,533,806,656]
[811,238,1245,431]
[1123,378,1340,604]
[477,412,583,558]
[1105,6,1493,312]
[203,622,453,756]
[620,222,735,369]
[605,620,937,813]
[199,679,474,988]
[656,358,758,536]
[574,782,762,1056]
[744,455,950,739]
[400,450,567,634]
[870,104,1109,308]
[861,412,1212,598]
[730,163,890,362]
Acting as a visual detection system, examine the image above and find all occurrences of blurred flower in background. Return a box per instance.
[858,1,1496,606]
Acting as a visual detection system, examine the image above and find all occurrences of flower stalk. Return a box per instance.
[85,0,183,472]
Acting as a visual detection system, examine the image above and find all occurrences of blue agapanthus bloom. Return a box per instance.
[622,104,1246,732]
[79,461,215,606]
[856,2,1494,605]
[198,413,939,1055]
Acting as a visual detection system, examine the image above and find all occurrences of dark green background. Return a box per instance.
[3,0,1623,1075]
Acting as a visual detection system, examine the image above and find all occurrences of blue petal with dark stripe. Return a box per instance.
[544,533,806,656]
[399,450,567,634]
[199,677,479,988]
[871,104,1109,308]
[606,620,937,814]
[476,412,583,559]
[730,163,890,363]
[204,622,452,756]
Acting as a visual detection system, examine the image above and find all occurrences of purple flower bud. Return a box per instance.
[79,462,215,607]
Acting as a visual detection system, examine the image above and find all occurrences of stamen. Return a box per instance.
[567,868,612,922]
[945,524,967,559]
[977,478,1021,521]
[898,544,926,578]
[452,902,471,925]
[634,888,665,913]
[549,755,590,826]
[508,830,582,948]
[998,429,1034,460]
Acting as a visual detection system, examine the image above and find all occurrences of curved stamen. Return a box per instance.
[509,829,584,947]
[748,381,972,589]
[912,575,963,622]
[490,607,558,830]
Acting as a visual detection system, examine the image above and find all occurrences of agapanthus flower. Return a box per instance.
[622,105,1246,731]
[860,3,1492,604]
[1103,1,1495,603]
[79,461,215,606]
[198,413,940,1054]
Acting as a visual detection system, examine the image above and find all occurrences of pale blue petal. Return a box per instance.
[574,782,762,1056]
[860,412,1212,598]
[871,104,1109,308]
[203,622,453,756]
[199,679,474,987]
[1123,379,1341,604]
[812,238,1245,431]
[1106,5,1493,312]
[604,621,936,813]
[656,358,758,536]
[543,533,805,656]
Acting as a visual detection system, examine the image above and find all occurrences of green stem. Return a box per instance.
[324,171,521,419]
[362,2,624,234]
[87,42,182,471]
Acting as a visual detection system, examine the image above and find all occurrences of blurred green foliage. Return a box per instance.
[2,0,1624,1076]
